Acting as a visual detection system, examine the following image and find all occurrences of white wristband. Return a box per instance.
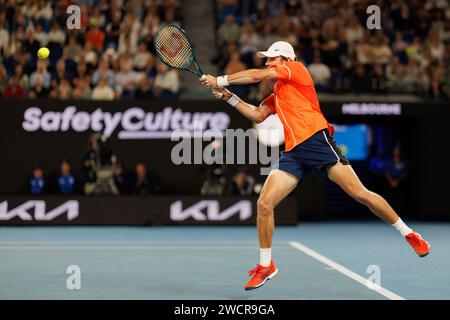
[217,75,229,87]
[227,94,240,107]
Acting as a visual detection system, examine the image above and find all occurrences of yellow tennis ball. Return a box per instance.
[37,47,50,59]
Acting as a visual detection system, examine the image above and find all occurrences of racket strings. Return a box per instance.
[154,26,193,69]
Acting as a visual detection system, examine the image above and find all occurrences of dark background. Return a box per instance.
[1,99,449,220]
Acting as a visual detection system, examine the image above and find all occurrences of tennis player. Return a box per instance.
[200,41,430,291]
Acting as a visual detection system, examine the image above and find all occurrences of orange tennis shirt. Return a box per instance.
[261,60,334,152]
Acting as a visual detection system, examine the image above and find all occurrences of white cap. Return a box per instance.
[257,41,296,60]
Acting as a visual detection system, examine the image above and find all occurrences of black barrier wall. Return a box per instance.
[0,99,253,196]
[0,99,449,219]
[0,196,298,225]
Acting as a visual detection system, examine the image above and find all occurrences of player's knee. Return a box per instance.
[257,198,273,218]
[352,188,371,205]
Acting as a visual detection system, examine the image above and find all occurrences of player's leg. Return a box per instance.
[245,169,299,290]
[257,169,299,249]
[327,162,398,223]
[326,162,430,256]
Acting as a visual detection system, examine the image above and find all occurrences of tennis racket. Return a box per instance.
[153,24,204,78]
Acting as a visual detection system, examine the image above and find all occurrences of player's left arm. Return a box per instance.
[200,69,277,88]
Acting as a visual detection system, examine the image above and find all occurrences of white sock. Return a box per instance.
[260,248,272,267]
[392,218,413,237]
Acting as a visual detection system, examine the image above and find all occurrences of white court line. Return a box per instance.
[0,241,258,244]
[0,242,292,250]
[289,241,405,300]
[0,246,261,250]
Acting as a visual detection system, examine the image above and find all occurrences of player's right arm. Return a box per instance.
[212,87,273,123]
[200,69,277,88]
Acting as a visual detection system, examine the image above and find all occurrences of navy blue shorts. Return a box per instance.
[273,129,350,180]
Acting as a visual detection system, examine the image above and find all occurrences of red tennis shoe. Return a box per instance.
[405,231,431,257]
[244,259,278,291]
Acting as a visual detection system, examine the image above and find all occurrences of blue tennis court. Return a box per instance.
[1,221,448,300]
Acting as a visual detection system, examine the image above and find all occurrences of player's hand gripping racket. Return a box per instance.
[153,24,205,77]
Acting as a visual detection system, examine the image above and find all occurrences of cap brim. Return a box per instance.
[256,51,279,58]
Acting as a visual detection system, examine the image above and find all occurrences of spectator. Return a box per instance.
[57,78,72,100]
[29,60,51,97]
[144,54,158,83]
[92,75,115,100]
[225,49,247,74]
[105,13,122,48]
[134,42,152,71]
[217,0,240,24]
[82,133,101,188]
[113,163,127,194]
[30,165,46,195]
[355,36,372,65]
[405,37,429,69]
[239,19,261,67]
[153,61,179,100]
[13,64,29,89]
[344,15,364,45]
[83,134,118,195]
[89,6,106,29]
[427,28,445,62]
[118,26,138,55]
[72,77,92,100]
[23,29,40,60]
[3,31,22,59]
[225,51,249,98]
[201,165,227,196]
[308,55,331,91]
[47,23,66,47]
[34,24,48,47]
[0,22,9,53]
[392,32,407,55]
[57,159,76,195]
[74,62,90,84]
[368,34,392,65]
[3,76,26,99]
[259,23,277,53]
[217,14,240,46]
[129,162,158,196]
[0,63,8,94]
[384,146,409,215]
[407,56,430,94]
[63,36,82,62]
[85,24,106,51]
[81,41,98,67]
[229,166,255,196]
[135,76,154,99]
[389,63,416,93]
[370,64,388,93]
[92,59,115,87]
[115,59,144,98]
[429,62,447,100]
[385,146,408,189]
[52,58,70,85]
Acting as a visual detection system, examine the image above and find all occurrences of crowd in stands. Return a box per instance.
[1,0,448,101]
[0,0,181,100]
[214,0,449,100]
